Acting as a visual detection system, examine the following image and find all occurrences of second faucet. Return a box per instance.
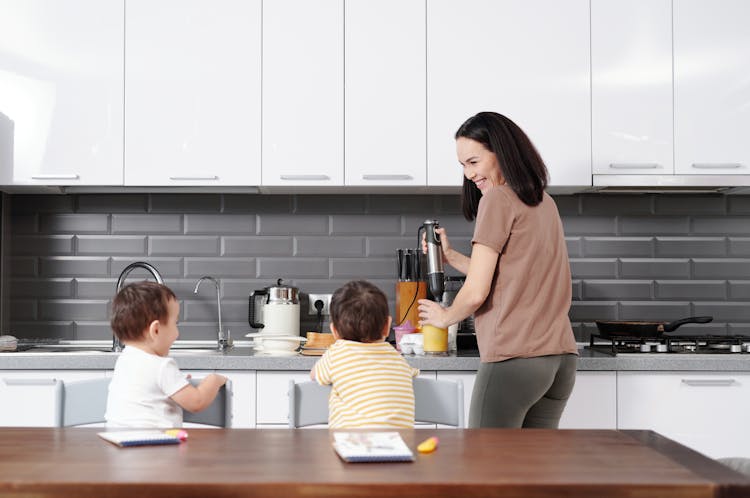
[194,276,231,350]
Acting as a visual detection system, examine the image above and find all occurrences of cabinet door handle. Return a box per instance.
[608,163,661,169]
[361,174,413,181]
[168,176,219,181]
[681,379,736,387]
[279,175,330,181]
[3,378,59,386]
[691,163,742,169]
[31,174,80,180]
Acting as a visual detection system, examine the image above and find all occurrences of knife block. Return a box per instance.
[395,281,427,327]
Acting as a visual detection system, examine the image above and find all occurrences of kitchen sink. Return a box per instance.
[11,339,251,355]
[168,348,226,355]
[9,348,116,356]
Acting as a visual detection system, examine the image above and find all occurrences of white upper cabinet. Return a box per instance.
[426,0,591,187]
[0,0,124,186]
[124,0,261,186]
[344,0,425,186]
[591,0,673,175]
[674,0,750,175]
[262,0,343,186]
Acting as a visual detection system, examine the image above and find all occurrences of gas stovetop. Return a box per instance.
[587,334,750,356]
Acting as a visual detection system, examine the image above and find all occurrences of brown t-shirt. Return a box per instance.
[471,186,578,363]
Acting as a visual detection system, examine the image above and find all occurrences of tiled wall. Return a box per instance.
[8,193,750,342]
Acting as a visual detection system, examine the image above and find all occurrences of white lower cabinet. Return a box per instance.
[220,371,256,429]
[256,371,312,427]
[617,372,750,459]
[437,370,617,429]
[0,370,108,427]
[559,371,617,429]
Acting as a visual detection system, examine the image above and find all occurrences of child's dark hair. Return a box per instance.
[330,280,389,343]
[111,281,177,342]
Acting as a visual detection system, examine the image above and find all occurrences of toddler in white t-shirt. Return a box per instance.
[105,281,226,428]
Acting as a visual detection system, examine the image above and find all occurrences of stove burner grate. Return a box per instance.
[587,334,750,356]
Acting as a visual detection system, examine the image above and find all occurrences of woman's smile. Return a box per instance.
[456,137,503,192]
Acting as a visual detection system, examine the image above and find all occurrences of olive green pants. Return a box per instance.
[468,353,577,428]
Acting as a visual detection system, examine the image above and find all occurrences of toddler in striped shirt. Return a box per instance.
[311,280,419,428]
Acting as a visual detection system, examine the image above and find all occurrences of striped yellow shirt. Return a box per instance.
[313,340,419,429]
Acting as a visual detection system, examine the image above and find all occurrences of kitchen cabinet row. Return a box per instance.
[1,0,747,190]
[2,368,748,459]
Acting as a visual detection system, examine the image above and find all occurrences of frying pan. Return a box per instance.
[595,316,713,339]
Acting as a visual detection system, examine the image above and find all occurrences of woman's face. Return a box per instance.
[456,137,504,193]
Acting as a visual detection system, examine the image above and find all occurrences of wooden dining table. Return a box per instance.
[0,427,748,498]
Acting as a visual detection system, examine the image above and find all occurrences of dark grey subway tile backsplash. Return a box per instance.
[8,193,750,341]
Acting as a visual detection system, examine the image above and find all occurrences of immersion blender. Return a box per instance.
[418,219,445,302]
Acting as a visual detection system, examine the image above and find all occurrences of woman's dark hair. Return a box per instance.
[330,280,389,343]
[111,281,176,342]
[455,112,548,220]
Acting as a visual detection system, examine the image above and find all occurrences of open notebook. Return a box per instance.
[98,431,182,447]
[332,432,415,463]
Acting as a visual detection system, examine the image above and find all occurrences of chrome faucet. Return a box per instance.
[193,276,231,350]
[113,262,164,352]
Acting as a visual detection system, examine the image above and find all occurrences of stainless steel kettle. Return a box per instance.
[248,279,301,335]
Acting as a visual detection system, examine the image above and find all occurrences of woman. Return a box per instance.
[418,112,578,428]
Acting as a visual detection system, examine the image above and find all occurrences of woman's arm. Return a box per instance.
[444,244,471,274]
[418,242,499,328]
[424,227,471,274]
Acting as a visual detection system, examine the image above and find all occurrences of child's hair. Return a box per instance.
[111,281,177,342]
[330,280,389,342]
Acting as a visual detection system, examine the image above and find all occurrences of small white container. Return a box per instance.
[398,333,424,355]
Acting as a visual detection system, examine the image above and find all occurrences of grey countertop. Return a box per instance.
[2,344,750,371]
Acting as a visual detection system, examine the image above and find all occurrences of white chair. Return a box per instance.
[54,377,110,427]
[413,376,464,427]
[54,377,233,428]
[288,380,331,428]
[288,377,464,428]
[183,378,233,428]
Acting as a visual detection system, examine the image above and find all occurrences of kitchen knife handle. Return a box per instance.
[681,379,736,387]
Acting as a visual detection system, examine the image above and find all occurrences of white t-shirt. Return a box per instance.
[105,345,190,428]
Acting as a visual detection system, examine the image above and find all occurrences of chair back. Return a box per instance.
[56,377,232,428]
[55,377,111,427]
[288,377,464,428]
[183,378,233,428]
[413,377,464,427]
[288,380,330,428]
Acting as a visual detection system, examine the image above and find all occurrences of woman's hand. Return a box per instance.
[421,227,453,266]
[417,298,450,329]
